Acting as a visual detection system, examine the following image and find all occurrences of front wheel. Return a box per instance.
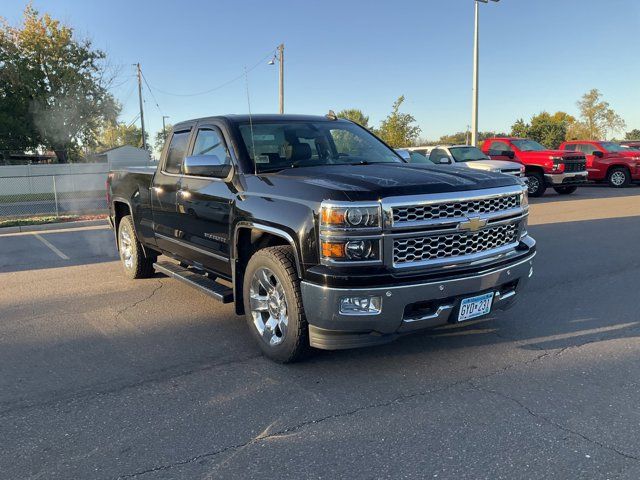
[118,215,156,279]
[243,246,309,363]
[553,186,578,195]
[607,167,631,188]
[526,172,547,197]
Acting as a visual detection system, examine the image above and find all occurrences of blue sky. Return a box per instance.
[5,0,640,146]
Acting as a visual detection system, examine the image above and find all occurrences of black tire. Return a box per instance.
[243,245,309,363]
[607,167,631,188]
[117,215,156,279]
[553,185,578,195]
[526,172,546,197]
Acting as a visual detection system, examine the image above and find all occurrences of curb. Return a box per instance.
[0,218,109,235]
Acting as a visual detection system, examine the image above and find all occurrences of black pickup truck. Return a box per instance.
[107,114,536,362]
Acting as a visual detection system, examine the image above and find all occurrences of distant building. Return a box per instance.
[92,145,153,168]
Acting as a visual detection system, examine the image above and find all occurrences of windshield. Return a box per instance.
[408,151,434,164]
[238,121,402,173]
[449,146,490,162]
[600,142,626,152]
[512,139,546,152]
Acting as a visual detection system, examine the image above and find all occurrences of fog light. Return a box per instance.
[339,296,382,315]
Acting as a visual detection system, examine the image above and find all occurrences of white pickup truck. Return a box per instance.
[400,145,524,178]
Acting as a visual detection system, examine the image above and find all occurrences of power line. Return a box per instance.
[145,49,276,97]
[139,69,164,115]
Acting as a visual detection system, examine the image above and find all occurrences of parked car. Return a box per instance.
[560,140,640,187]
[107,114,535,362]
[407,145,524,177]
[482,138,588,197]
[395,148,433,164]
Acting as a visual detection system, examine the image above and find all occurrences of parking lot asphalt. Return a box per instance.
[1,185,640,479]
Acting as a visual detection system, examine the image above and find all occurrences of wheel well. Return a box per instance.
[606,164,630,175]
[113,201,131,231]
[233,228,294,315]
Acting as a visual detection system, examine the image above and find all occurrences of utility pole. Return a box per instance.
[136,63,147,150]
[277,43,285,114]
[162,115,170,140]
[471,2,480,147]
[471,0,499,147]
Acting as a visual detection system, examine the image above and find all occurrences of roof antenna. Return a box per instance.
[244,66,257,175]
[326,110,337,121]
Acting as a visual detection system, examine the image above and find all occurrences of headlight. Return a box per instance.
[320,204,380,229]
[520,188,529,208]
[549,156,564,172]
[320,238,381,262]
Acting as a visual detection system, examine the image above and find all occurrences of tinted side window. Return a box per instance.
[491,141,512,153]
[164,130,190,174]
[430,148,450,163]
[563,144,577,151]
[578,144,597,155]
[192,128,231,165]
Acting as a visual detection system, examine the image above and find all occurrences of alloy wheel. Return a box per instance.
[610,171,626,186]
[119,227,134,269]
[249,267,288,346]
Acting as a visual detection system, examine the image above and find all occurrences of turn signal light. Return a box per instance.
[321,241,346,258]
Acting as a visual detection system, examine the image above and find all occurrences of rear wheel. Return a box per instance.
[526,172,546,197]
[553,185,578,195]
[607,167,631,188]
[118,215,156,279]
[243,246,309,363]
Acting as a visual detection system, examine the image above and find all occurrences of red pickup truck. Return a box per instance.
[482,138,588,197]
[559,140,640,188]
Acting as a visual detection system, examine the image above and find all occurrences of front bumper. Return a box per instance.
[545,171,588,185]
[301,244,536,350]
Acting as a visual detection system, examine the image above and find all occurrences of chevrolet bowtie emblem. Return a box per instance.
[459,217,487,232]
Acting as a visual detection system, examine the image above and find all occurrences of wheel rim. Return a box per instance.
[527,176,539,194]
[610,171,626,186]
[249,267,288,346]
[119,227,134,269]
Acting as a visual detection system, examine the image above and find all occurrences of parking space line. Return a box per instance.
[33,233,70,260]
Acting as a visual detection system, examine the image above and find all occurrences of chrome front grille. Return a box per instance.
[393,224,519,266]
[392,194,520,225]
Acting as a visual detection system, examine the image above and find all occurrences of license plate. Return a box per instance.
[458,292,494,322]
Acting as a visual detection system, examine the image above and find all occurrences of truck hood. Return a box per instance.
[606,151,640,159]
[458,160,521,171]
[255,163,520,202]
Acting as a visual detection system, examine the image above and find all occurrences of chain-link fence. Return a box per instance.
[0,173,108,218]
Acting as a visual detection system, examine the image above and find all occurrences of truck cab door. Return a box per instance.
[151,128,191,253]
[487,141,517,162]
[578,144,602,178]
[175,125,235,278]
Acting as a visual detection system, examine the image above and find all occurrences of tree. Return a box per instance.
[336,109,370,129]
[510,111,574,148]
[377,96,421,148]
[567,89,626,140]
[437,132,468,145]
[98,122,148,151]
[154,124,172,152]
[625,129,640,140]
[0,6,118,161]
[510,119,529,138]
